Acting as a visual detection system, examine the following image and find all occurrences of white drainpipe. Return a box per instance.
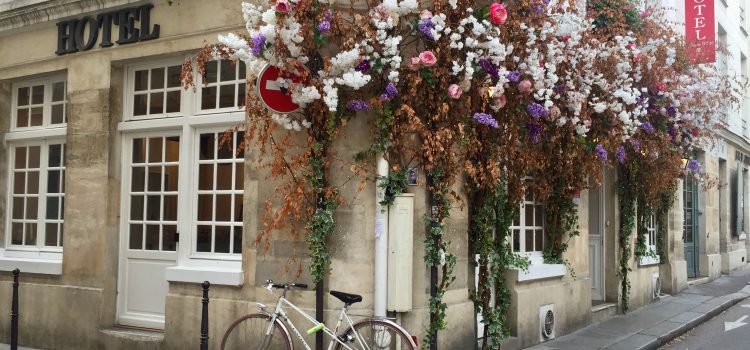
[374,156,389,317]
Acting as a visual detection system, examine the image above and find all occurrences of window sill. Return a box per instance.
[516,263,566,282]
[639,255,660,266]
[165,265,243,286]
[0,249,62,275]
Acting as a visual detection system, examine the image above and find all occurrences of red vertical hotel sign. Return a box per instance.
[685,0,716,64]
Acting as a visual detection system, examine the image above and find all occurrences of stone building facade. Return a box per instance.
[0,1,748,350]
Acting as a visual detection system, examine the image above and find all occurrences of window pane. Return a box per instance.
[216,164,233,190]
[14,147,26,169]
[49,144,62,167]
[11,223,23,245]
[164,195,177,221]
[525,229,534,252]
[130,195,144,220]
[220,60,236,82]
[167,65,181,88]
[30,107,43,126]
[165,136,180,162]
[535,229,543,252]
[133,94,147,116]
[219,85,235,108]
[233,226,242,254]
[205,61,217,83]
[16,109,28,128]
[24,223,37,245]
[199,164,214,190]
[146,195,161,220]
[51,104,64,124]
[149,92,164,114]
[525,205,533,226]
[132,139,146,163]
[134,70,148,91]
[129,224,143,249]
[215,194,231,221]
[45,223,58,246]
[26,197,38,219]
[145,225,160,250]
[31,85,44,104]
[235,164,244,190]
[12,197,23,219]
[684,227,693,242]
[163,225,177,251]
[28,146,40,168]
[27,171,39,194]
[13,173,25,194]
[131,167,145,192]
[46,197,59,219]
[199,133,215,160]
[201,86,217,110]
[237,83,246,107]
[197,194,213,221]
[197,225,212,252]
[17,87,29,105]
[164,166,179,191]
[52,82,65,102]
[215,226,230,253]
[234,194,243,221]
[535,205,543,227]
[59,225,64,245]
[147,167,162,191]
[512,229,520,252]
[148,137,163,163]
[166,91,180,113]
[47,170,60,193]
[150,68,165,89]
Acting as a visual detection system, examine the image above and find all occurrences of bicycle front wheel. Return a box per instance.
[220,313,292,350]
[334,319,416,350]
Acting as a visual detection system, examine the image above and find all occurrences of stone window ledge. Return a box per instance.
[0,249,62,275]
[639,255,660,266]
[514,263,566,282]
[165,265,243,286]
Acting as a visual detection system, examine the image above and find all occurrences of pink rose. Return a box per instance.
[448,84,462,99]
[419,51,437,67]
[518,79,532,94]
[276,0,291,13]
[489,3,507,25]
[495,95,507,108]
[408,57,422,71]
[420,9,433,19]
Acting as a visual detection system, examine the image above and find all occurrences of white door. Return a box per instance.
[117,134,180,329]
[588,185,605,301]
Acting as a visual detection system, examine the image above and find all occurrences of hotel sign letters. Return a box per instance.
[685,0,716,64]
[55,4,160,55]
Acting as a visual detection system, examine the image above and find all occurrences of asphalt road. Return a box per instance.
[660,299,750,350]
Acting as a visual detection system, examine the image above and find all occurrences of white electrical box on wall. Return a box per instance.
[387,193,415,312]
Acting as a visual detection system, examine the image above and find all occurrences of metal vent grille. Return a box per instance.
[542,310,555,338]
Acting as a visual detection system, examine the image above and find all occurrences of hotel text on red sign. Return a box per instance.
[685,0,716,64]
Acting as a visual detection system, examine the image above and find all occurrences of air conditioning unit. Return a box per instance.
[652,273,662,299]
[539,304,555,342]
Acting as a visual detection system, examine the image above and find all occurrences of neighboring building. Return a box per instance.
[0,1,748,350]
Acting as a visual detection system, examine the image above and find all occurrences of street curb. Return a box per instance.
[638,292,750,350]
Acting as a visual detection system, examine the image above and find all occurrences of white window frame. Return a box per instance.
[120,57,246,285]
[1,74,68,275]
[193,59,247,114]
[639,214,660,266]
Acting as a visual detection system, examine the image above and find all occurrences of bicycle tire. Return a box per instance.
[220,313,292,350]
[333,319,416,350]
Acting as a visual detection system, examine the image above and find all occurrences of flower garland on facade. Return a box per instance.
[183,0,739,346]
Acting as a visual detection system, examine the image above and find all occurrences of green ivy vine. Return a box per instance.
[616,165,637,312]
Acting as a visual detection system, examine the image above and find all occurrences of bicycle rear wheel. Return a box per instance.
[220,313,292,350]
[334,319,416,350]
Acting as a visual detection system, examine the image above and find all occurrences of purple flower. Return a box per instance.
[667,124,676,138]
[534,4,543,13]
[355,59,371,73]
[630,139,641,151]
[385,83,398,99]
[666,105,676,117]
[473,113,499,128]
[506,71,521,82]
[527,102,549,119]
[418,18,435,40]
[688,160,700,173]
[318,20,331,33]
[251,34,266,56]
[553,83,565,94]
[616,146,625,164]
[346,99,371,111]
[595,144,607,161]
[478,59,499,78]
[526,122,543,143]
[324,9,333,22]
[641,121,655,133]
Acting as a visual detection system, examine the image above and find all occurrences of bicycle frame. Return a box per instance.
[264,289,368,350]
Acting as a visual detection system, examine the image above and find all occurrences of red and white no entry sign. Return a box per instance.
[256,64,305,114]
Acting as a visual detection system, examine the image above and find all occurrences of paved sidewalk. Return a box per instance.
[528,266,750,350]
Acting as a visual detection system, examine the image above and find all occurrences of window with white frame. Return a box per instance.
[4,75,67,263]
[645,214,657,254]
[122,59,246,281]
[510,186,545,254]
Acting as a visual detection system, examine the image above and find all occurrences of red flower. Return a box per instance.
[489,3,508,25]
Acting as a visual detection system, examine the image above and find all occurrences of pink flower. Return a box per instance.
[448,84,462,99]
[518,79,532,94]
[489,3,507,25]
[408,57,422,71]
[419,51,437,67]
[420,10,433,19]
[275,0,291,13]
[494,95,507,108]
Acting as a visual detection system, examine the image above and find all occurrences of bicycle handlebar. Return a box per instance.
[265,279,308,290]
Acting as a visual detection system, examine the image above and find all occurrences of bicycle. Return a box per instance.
[220,279,418,350]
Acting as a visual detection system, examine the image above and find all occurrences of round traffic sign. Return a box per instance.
[256,64,305,114]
